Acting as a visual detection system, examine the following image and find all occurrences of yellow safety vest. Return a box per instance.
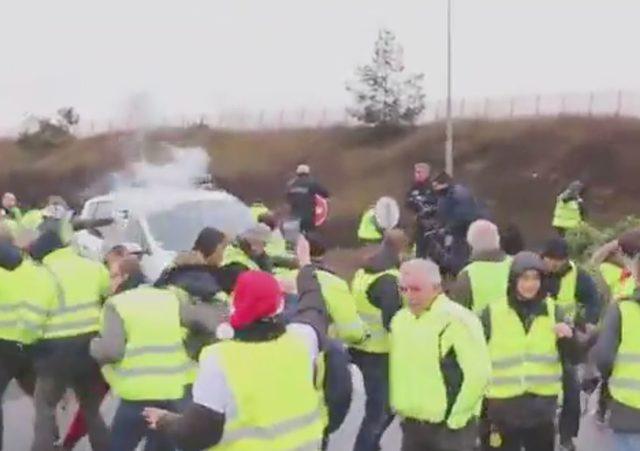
[201,332,324,450]
[0,258,58,344]
[357,208,383,242]
[600,262,624,297]
[610,300,640,409]
[350,268,399,354]
[464,257,512,314]
[249,203,270,221]
[222,245,260,271]
[552,197,582,230]
[0,219,19,237]
[102,286,192,401]
[553,261,578,320]
[390,295,488,428]
[21,209,44,231]
[487,299,562,399]
[41,247,110,339]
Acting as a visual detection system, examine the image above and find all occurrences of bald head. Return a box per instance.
[467,219,500,252]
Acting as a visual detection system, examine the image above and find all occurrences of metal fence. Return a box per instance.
[2,90,639,138]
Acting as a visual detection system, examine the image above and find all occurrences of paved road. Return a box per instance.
[4,368,614,451]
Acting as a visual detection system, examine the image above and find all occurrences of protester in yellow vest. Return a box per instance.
[1,192,23,222]
[390,258,490,451]
[591,238,636,302]
[91,273,218,451]
[0,228,59,447]
[27,229,111,451]
[219,224,273,295]
[540,237,600,450]
[481,251,580,451]
[593,229,640,451]
[552,180,585,236]
[357,207,383,243]
[451,219,511,314]
[143,236,328,451]
[349,229,406,451]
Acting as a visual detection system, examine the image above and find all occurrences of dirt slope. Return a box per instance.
[1,117,639,248]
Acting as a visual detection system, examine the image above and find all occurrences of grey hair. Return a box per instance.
[467,219,500,252]
[400,258,442,286]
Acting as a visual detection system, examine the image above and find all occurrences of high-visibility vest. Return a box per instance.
[610,300,640,410]
[41,247,110,339]
[0,258,58,344]
[552,197,582,230]
[265,231,289,260]
[249,203,270,221]
[390,295,488,428]
[222,245,259,271]
[615,274,636,301]
[552,261,578,320]
[350,268,399,354]
[201,331,324,450]
[357,208,383,242]
[600,262,625,297]
[487,299,562,399]
[464,257,512,314]
[0,219,19,237]
[102,286,191,401]
[21,209,44,231]
[317,270,367,344]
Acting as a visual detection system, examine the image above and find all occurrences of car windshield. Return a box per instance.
[146,198,254,252]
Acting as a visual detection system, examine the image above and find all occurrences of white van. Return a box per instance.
[74,187,254,280]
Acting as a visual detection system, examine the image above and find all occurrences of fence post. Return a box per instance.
[509,97,515,118]
[319,108,328,127]
[535,95,541,116]
[459,98,466,117]
[587,92,595,117]
[278,109,285,129]
[483,98,489,118]
[560,96,566,117]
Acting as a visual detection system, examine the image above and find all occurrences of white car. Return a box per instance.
[73,187,254,280]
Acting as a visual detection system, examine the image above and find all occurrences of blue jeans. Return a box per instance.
[109,399,179,451]
[613,432,640,451]
[350,349,393,451]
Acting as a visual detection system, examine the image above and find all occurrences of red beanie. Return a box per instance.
[230,271,283,330]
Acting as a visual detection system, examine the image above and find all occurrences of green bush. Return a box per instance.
[565,216,640,265]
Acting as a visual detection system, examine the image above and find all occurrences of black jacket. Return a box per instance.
[406,181,438,221]
[286,175,329,222]
[544,263,602,325]
[592,298,640,432]
[362,243,402,332]
[436,184,485,238]
[480,298,580,428]
[155,264,222,303]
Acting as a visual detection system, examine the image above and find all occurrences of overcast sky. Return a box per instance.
[1,0,638,128]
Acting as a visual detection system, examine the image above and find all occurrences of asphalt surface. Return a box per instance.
[3,368,614,451]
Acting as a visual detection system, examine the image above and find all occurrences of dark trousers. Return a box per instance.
[31,361,108,451]
[110,400,178,451]
[482,421,555,451]
[0,342,35,447]
[401,419,477,451]
[559,365,581,440]
[349,349,393,451]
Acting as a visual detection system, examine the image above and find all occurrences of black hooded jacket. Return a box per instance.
[155,263,222,303]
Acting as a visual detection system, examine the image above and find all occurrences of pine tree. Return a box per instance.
[347,29,426,127]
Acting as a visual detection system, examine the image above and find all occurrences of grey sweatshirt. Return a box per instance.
[90,292,228,365]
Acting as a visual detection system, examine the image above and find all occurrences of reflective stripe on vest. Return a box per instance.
[488,299,561,399]
[553,262,578,320]
[610,301,640,409]
[350,268,399,354]
[357,209,383,242]
[0,259,62,343]
[41,248,107,339]
[465,257,511,314]
[552,198,582,229]
[202,331,324,451]
[390,295,489,426]
[102,287,190,401]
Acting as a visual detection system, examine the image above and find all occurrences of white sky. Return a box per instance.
[1,0,639,127]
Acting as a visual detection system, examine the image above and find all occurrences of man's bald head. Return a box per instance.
[467,219,501,252]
